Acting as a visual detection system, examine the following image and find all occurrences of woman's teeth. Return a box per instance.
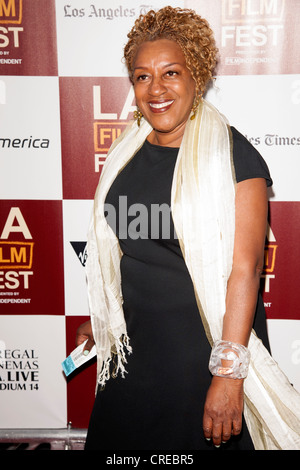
[149,100,174,109]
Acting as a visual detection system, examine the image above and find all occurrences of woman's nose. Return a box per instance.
[148,76,167,95]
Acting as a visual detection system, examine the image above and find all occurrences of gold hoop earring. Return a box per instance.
[134,109,143,127]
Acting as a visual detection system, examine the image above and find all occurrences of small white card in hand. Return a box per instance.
[62,340,96,377]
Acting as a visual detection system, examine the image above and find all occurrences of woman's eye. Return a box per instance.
[166,70,178,77]
[136,74,148,81]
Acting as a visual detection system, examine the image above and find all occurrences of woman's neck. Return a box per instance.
[147,126,185,148]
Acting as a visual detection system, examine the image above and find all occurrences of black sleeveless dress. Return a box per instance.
[85,127,272,451]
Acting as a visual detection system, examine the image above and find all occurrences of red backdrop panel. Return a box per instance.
[59,76,134,199]
[0,200,64,315]
[0,0,58,76]
[263,201,300,320]
[65,315,97,428]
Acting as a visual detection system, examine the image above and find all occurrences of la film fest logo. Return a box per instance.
[0,0,23,64]
[0,207,33,301]
[221,0,285,66]
[0,340,39,392]
[262,223,277,305]
[93,84,136,173]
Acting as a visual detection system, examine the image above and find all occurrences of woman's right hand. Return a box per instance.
[75,320,95,354]
[203,376,244,447]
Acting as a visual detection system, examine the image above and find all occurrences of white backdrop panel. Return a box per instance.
[0,315,67,428]
[267,319,300,393]
[206,74,300,201]
[63,199,93,316]
[0,76,62,200]
[55,0,184,77]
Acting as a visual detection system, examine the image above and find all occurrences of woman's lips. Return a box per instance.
[148,100,174,113]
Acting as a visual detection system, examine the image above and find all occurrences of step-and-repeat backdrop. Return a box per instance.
[0,0,299,430]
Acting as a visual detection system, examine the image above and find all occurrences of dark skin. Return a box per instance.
[203,177,267,446]
[76,39,268,448]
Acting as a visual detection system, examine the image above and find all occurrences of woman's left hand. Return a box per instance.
[203,376,244,447]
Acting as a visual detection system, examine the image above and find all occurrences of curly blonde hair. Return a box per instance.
[124,6,218,98]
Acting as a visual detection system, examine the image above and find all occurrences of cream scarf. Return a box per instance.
[86,99,300,450]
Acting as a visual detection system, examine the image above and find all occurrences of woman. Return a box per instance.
[77,7,300,450]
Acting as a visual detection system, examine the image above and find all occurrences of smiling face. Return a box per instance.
[132,39,196,147]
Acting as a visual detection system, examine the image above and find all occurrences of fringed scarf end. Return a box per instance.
[97,334,132,389]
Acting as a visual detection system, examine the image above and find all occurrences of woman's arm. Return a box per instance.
[203,177,268,447]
